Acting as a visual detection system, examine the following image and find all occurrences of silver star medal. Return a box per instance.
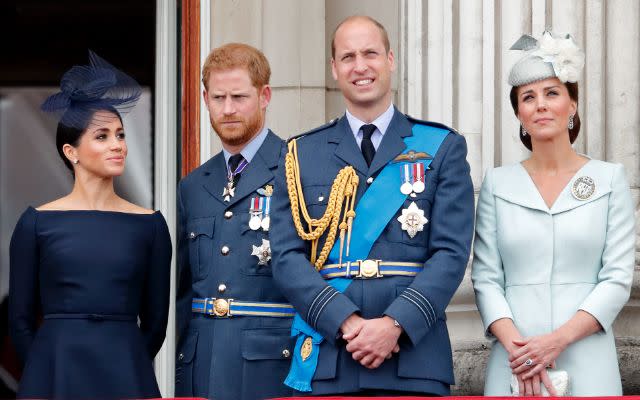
[251,239,272,265]
[223,181,235,202]
[397,202,428,238]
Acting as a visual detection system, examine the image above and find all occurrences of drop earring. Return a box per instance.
[568,115,574,130]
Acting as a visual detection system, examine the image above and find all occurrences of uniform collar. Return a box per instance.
[201,130,281,206]
[345,103,395,139]
[222,125,269,171]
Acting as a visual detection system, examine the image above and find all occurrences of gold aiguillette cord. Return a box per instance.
[285,139,359,270]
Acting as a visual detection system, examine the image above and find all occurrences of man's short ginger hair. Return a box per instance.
[202,43,271,90]
[331,15,391,59]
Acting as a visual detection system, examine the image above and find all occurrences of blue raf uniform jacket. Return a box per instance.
[270,108,475,395]
[175,131,294,400]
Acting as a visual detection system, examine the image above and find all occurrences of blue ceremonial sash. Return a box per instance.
[284,123,449,392]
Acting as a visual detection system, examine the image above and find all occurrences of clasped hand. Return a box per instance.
[340,314,401,369]
[508,332,568,396]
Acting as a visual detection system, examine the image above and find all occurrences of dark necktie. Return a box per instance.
[360,124,377,167]
[228,154,246,184]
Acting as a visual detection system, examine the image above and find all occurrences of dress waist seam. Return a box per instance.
[44,313,137,321]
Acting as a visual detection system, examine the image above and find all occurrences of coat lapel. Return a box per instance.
[367,109,411,177]
[550,160,612,214]
[493,160,612,214]
[493,164,549,212]
[225,130,281,207]
[331,109,413,177]
[331,116,369,175]
[201,153,229,206]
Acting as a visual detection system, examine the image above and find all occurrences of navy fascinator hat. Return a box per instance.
[41,50,141,130]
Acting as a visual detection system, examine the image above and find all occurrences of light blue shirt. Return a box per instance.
[222,125,269,173]
[345,103,395,151]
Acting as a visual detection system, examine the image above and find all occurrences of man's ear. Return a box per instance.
[259,85,272,109]
[388,49,395,72]
[331,58,338,81]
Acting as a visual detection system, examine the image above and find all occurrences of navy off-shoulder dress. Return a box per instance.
[9,207,172,400]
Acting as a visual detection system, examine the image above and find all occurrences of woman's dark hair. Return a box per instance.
[509,81,581,151]
[56,108,123,172]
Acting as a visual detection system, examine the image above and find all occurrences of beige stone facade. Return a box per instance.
[194,0,639,395]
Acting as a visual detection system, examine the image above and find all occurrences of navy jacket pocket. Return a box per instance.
[175,330,198,395]
[240,328,295,399]
[186,216,215,281]
[301,184,332,220]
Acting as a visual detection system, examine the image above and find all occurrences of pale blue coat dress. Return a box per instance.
[471,160,635,396]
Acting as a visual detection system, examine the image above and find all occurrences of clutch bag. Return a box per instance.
[510,369,570,396]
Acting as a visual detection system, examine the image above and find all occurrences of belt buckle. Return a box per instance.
[207,298,233,317]
[356,259,382,279]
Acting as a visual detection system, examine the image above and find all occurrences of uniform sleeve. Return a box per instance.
[578,164,635,332]
[9,208,40,365]
[175,181,194,341]
[470,168,514,337]
[270,146,360,344]
[383,133,475,346]
[139,212,172,358]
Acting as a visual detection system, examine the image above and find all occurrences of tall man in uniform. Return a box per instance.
[175,43,294,400]
[270,16,474,396]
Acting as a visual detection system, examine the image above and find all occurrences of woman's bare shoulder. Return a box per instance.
[117,199,156,215]
[36,197,74,211]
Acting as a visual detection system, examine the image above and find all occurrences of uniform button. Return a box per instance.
[218,283,227,293]
[178,353,184,361]
[318,196,324,202]
[366,177,374,184]
[221,245,230,255]
[224,210,233,219]
[282,349,291,358]
[189,232,196,239]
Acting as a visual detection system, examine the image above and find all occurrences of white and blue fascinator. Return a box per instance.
[508,31,585,86]
[41,51,141,129]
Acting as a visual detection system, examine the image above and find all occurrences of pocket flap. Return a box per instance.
[186,216,215,239]
[302,185,331,206]
[241,329,294,361]
[177,330,198,363]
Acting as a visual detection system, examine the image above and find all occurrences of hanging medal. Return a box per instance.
[261,196,271,231]
[412,162,425,194]
[249,197,263,230]
[223,157,249,202]
[223,181,235,202]
[400,164,413,195]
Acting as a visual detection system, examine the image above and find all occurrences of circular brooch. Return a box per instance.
[571,176,596,201]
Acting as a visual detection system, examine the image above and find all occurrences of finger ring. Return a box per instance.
[524,358,534,366]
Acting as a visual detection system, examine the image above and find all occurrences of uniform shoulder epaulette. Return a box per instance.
[404,114,460,135]
[287,117,340,143]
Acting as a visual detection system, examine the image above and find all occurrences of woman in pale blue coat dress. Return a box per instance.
[472,32,635,396]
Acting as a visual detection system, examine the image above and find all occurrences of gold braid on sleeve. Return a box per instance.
[285,138,359,270]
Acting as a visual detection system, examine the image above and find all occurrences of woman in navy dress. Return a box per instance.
[8,51,172,399]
